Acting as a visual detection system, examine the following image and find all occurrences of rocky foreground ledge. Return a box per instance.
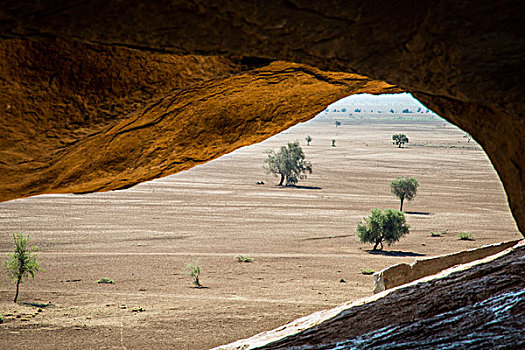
[217,240,524,349]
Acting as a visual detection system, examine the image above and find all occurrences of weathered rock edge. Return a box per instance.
[373,239,521,293]
[216,240,524,349]
[0,1,523,234]
[0,39,399,202]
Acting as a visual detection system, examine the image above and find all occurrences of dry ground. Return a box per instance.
[0,116,521,349]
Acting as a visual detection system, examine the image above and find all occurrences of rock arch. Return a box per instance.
[0,1,523,236]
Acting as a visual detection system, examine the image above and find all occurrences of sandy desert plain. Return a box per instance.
[0,113,522,349]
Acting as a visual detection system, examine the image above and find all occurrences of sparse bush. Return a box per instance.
[356,209,410,250]
[430,231,442,237]
[361,269,376,275]
[457,232,475,240]
[96,277,114,284]
[264,141,312,186]
[390,176,419,211]
[185,261,202,287]
[392,134,409,147]
[236,255,253,263]
[4,233,41,303]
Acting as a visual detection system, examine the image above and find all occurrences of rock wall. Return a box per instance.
[0,38,400,201]
[216,240,525,349]
[0,1,523,234]
[0,2,523,348]
[373,240,520,294]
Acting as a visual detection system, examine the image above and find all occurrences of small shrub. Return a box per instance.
[338,278,346,283]
[361,269,376,275]
[131,307,145,313]
[0,315,3,324]
[331,139,336,147]
[430,231,442,237]
[236,255,253,263]
[457,232,474,240]
[440,228,448,235]
[185,261,202,287]
[96,277,114,284]
[4,233,41,303]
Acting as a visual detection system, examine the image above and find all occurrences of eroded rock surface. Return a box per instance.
[0,1,523,233]
[302,289,525,349]
[373,240,520,293]
[0,38,399,201]
[217,241,525,349]
[0,2,524,349]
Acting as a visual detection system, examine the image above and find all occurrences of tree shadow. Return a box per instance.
[405,211,431,215]
[285,185,322,190]
[301,234,353,241]
[366,250,425,257]
[22,301,53,308]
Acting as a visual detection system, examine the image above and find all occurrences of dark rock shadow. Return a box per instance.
[366,250,425,257]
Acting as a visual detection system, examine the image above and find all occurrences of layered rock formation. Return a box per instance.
[217,241,525,349]
[0,2,524,348]
[373,240,520,293]
[0,0,523,234]
[0,38,399,201]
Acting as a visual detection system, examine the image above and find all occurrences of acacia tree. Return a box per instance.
[4,233,41,303]
[392,134,409,147]
[264,141,312,186]
[356,209,409,250]
[390,176,419,211]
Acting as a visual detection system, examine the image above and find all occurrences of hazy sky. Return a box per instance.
[329,92,429,110]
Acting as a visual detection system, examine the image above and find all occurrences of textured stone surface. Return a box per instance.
[216,241,525,349]
[373,240,520,293]
[296,289,525,349]
[0,38,399,201]
[0,2,524,348]
[0,1,523,234]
